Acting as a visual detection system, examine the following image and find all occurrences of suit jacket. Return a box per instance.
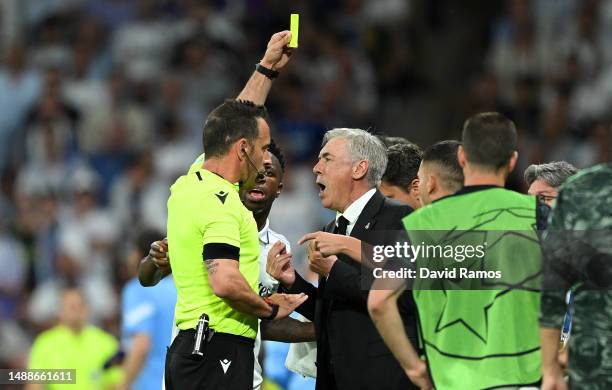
[287,190,419,390]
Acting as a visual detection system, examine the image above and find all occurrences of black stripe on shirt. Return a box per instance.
[203,243,240,261]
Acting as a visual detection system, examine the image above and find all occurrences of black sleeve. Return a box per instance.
[324,261,369,308]
[284,272,318,321]
[203,243,240,261]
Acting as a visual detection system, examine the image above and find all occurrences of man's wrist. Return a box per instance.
[259,59,276,70]
[340,236,353,254]
[261,298,279,320]
[256,62,279,79]
[404,353,424,371]
[542,362,563,377]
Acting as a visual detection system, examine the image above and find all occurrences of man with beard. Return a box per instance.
[140,140,316,390]
[161,29,308,389]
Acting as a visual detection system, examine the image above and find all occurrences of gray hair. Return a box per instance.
[322,128,388,187]
[524,161,578,188]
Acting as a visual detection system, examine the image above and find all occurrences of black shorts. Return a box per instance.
[165,329,255,390]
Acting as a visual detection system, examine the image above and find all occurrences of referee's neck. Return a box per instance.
[203,156,241,184]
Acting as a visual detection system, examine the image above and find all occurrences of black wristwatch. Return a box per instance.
[255,63,279,79]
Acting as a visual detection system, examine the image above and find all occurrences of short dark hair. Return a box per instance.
[461,112,517,169]
[268,139,286,174]
[422,140,464,192]
[377,135,411,148]
[382,142,423,190]
[203,99,268,158]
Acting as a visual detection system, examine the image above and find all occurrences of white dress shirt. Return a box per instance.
[335,188,376,235]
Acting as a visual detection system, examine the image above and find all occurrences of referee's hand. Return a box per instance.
[260,30,294,71]
[266,293,308,320]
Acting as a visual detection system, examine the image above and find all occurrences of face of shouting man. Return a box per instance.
[313,137,369,213]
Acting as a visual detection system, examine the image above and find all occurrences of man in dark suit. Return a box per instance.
[267,128,418,390]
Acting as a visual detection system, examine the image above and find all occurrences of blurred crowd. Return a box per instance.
[0,0,610,386]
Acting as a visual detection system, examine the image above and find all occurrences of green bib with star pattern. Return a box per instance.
[403,187,541,390]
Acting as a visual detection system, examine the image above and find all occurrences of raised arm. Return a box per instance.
[237,31,293,105]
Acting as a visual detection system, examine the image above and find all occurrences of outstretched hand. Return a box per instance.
[301,237,338,277]
[266,293,308,320]
[299,231,348,257]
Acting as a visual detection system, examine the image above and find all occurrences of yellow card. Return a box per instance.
[289,14,299,48]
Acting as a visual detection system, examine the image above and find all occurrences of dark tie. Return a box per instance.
[334,216,349,236]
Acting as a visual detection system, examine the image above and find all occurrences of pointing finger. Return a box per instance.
[298,232,319,245]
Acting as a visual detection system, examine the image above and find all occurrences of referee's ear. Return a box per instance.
[236,138,249,160]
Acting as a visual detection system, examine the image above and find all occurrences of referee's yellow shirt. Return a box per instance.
[167,168,260,339]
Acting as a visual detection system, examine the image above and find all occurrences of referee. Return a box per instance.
[164,98,306,388]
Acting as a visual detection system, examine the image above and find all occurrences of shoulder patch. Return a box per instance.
[215,190,229,204]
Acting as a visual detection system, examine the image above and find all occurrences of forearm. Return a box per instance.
[236,70,273,106]
[121,334,150,386]
[369,290,420,370]
[217,270,273,318]
[138,256,170,287]
[284,272,317,321]
[540,327,563,376]
[261,317,316,342]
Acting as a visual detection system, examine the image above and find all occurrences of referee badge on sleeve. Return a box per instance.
[215,191,228,204]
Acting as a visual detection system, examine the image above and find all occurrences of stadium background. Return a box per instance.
[0,0,610,388]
